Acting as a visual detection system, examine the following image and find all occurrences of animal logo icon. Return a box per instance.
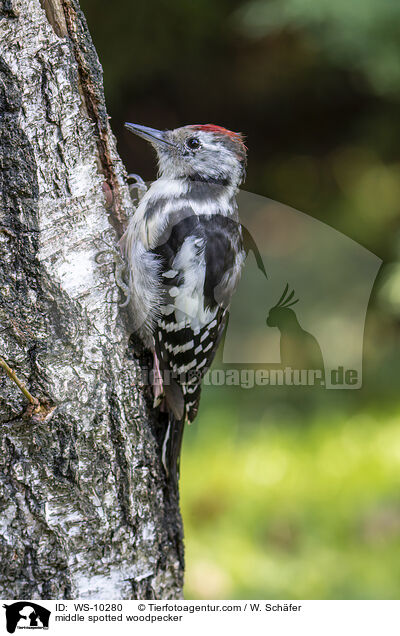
[266,283,324,373]
[3,602,50,633]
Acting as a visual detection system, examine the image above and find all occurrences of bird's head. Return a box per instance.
[125,122,247,187]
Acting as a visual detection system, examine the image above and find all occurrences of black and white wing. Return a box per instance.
[152,210,245,423]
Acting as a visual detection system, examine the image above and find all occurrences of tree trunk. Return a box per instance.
[0,0,183,599]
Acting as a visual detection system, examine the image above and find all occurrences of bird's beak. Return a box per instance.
[124,123,174,147]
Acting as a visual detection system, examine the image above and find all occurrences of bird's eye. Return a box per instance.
[186,137,201,150]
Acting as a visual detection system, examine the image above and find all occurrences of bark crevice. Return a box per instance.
[39,0,128,237]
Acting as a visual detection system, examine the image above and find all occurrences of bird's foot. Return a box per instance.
[127,173,147,206]
[152,351,164,408]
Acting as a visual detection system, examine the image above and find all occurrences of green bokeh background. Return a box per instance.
[80,0,400,598]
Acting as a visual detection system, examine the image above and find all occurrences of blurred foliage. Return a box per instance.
[79,0,400,598]
[181,404,400,598]
[236,0,400,97]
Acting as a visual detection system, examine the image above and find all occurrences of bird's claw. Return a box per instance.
[127,173,148,204]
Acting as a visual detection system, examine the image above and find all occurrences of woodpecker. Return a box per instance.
[122,123,248,482]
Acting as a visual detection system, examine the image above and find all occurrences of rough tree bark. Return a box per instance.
[0,0,184,599]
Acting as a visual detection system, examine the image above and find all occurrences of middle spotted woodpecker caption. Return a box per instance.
[122,123,261,484]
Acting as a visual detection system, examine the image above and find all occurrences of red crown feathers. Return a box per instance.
[190,124,247,152]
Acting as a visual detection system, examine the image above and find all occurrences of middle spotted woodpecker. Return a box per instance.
[122,122,249,482]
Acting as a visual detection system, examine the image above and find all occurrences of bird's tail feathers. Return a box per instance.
[162,412,186,488]
[163,378,185,420]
